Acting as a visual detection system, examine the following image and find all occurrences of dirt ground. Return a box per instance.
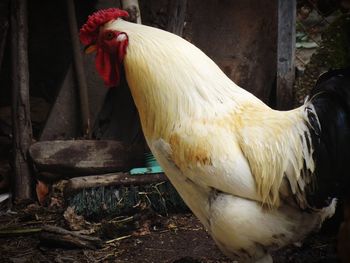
[0,199,339,263]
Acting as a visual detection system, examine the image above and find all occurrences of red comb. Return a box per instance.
[79,8,129,45]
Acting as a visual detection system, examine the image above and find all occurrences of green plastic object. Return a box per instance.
[130,152,163,175]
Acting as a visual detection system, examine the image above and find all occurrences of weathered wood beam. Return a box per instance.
[11,0,33,203]
[39,66,79,141]
[67,0,91,137]
[185,0,277,103]
[0,0,9,72]
[167,0,187,36]
[64,172,168,195]
[39,225,102,249]
[29,140,144,176]
[276,0,296,109]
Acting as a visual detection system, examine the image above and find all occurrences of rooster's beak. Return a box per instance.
[84,44,97,54]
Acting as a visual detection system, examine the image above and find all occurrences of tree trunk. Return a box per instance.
[11,0,33,203]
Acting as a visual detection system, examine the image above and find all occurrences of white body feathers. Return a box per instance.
[102,19,336,262]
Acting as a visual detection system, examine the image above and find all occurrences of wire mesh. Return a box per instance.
[294,0,350,104]
[296,0,346,69]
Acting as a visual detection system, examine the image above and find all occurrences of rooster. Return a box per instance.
[80,9,350,263]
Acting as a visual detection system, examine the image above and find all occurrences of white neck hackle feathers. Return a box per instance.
[104,19,261,136]
[103,19,317,208]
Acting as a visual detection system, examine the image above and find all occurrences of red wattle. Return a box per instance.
[95,48,119,87]
[94,35,128,88]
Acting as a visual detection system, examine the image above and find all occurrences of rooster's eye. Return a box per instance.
[104,31,115,40]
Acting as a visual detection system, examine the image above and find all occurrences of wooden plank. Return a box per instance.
[64,172,168,195]
[67,0,91,137]
[91,80,143,143]
[184,0,278,103]
[95,0,120,10]
[276,0,296,110]
[39,66,79,141]
[0,0,9,72]
[11,0,33,202]
[29,140,144,175]
[167,0,187,36]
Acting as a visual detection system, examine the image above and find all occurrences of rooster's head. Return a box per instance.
[80,8,129,87]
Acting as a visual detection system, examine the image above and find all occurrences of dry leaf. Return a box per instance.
[63,206,87,231]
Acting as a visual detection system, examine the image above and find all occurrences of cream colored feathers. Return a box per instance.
[103,18,319,209]
[90,17,340,262]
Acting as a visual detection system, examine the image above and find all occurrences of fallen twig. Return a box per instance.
[0,227,42,236]
[105,234,132,244]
